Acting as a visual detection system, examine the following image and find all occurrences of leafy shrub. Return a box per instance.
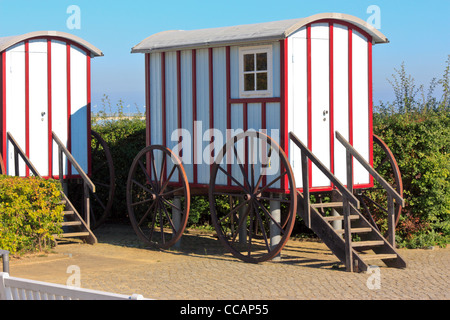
[0,176,65,254]
[91,95,146,220]
[374,56,450,248]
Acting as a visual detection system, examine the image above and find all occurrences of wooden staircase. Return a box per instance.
[289,131,406,272]
[6,131,97,245]
[54,195,97,244]
[299,194,406,272]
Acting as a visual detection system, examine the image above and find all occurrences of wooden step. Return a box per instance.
[323,215,359,222]
[63,210,75,216]
[359,253,398,261]
[311,202,343,209]
[335,227,372,235]
[61,221,82,227]
[55,232,90,238]
[351,240,385,247]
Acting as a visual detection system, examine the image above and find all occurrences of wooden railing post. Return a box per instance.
[84,182,90,229]
[346,149,353,193]
[387,194,395,247]
[335,131,405,249]
[301,151,310,228]
[342,197,353,272]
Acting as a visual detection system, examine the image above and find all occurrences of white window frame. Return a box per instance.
[238,45,273,98]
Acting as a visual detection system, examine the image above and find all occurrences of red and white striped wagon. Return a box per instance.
[127,13,406,271]
[0,31,115,232]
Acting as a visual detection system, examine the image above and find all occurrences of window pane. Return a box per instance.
[256,53,267,71]
[244,54,254,72]
[256,73,267,91]
[244,73,255,91]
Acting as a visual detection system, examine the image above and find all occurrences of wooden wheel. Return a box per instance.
[89,130,116,229]
[358,134,403,234]
[209,131,297,263]
[126,145,190,249]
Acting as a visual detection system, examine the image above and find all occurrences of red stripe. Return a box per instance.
[1,52,6,168]
[87,54,92,177]
[348,27,353,146]
[208,48,214,163]
[243,102,248,186]
[25,41,30,177]
[226,46,231,186]
[144,53,151,179]
[177,51,182,181]
[191,49,198,184]
[307,25,312,189]
[145,53,151,147]
[329,23,335,180]
[348,27,354,186]
[47,40,53,177]
[66,43,72,177]
[161,52,166,148]
[279,39,289,191]
[368,40,374,186]
[261,101,267,187]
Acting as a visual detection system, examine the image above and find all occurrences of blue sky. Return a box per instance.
[0,0,449,112]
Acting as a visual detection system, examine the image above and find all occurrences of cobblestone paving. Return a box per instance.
[8,223,450,300]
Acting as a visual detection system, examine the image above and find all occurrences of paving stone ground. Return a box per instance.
[7,223,450,300]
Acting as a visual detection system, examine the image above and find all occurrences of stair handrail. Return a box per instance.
[335,131,404,247]
[289,131,358,271]
[52,132,95,193]
[289,132,359,208]
[52,131,95,229]
[6,132,43,178]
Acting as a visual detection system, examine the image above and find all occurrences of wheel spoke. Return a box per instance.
[254,200,285,233]
[217,165,248,193]
[159,165,178,195]
[218,197,250,225]
[233,145,251,189]
[159,153,167,188]
[138,159,154,188]
[160,196,182,213]
[150,151,159,187]
[159,186,185,198]
[131,197,154,207]
[160,201,176,233]
[138,200,157,226]
[258,171,287,194]
[132,179,154,194]
[253,201,271,253]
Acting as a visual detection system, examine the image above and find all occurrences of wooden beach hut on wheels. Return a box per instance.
[125,13,406,272]
[0,31,115,243]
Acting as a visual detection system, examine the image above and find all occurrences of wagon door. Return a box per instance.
[28,39,50,177]
[290,23,332,190]
[289,22,373,191]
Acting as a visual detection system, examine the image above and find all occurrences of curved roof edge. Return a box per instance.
[0,31,103,57]
[131,12,388,54]
[284,12,388,43]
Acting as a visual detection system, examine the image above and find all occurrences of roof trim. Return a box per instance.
[0,31,103,57]
[131,12,388,54]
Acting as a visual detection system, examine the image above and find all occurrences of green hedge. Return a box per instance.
[0,176,65,254]
[91,96,146,220]
[373,57,450,248]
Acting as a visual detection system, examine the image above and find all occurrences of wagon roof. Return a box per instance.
[0,31,103,57]
[132,12,388,53]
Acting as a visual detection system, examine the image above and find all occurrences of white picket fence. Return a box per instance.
[0,272,150,300]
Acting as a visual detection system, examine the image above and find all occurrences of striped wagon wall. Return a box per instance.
[132,13,388,193]
[0,31,103,179]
